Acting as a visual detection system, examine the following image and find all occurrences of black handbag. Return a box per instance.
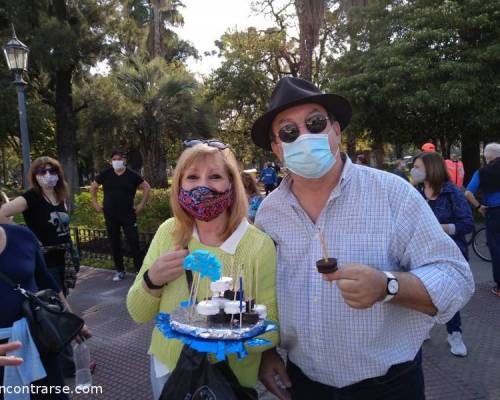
[0,271,84,356]
[161,346,258,400]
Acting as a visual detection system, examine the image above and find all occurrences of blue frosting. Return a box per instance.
[183,249,222,281]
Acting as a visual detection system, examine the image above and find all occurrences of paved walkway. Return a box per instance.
[69,251,500,399]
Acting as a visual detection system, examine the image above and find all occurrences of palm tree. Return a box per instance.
[115,58,213,187]
[148,0,185,58]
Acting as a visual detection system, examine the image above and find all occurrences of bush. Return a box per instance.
[71,188,172,232]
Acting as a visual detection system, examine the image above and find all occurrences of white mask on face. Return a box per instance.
[112,160,125,170]
[36,174,59,188]
[410,168,426,184]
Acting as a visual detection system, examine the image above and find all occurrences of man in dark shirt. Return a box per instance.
[90,151,151,281]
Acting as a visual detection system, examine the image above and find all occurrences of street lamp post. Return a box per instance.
[3,25,30,188]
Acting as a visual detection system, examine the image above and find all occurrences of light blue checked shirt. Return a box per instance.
[255,155,474,388]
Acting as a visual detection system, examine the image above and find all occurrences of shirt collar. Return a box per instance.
[192,218,250,255]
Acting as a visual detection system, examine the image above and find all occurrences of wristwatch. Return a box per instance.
[143,270,165,290]
[382,271,399,303]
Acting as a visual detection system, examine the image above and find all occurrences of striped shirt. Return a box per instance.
[255,155,474,388]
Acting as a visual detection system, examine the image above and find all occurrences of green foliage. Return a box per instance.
[71,188,171,232]
[326,0,500,155]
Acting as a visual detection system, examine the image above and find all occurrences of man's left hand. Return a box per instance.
[324,264,387,309]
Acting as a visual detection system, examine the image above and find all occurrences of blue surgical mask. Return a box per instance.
[282,133,338,179]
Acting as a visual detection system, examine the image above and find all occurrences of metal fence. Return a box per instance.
[70,226,155,270]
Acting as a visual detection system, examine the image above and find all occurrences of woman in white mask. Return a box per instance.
[0,157,91,378]
[411,152,474,357]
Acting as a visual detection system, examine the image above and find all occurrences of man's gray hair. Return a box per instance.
[484,142,500,160]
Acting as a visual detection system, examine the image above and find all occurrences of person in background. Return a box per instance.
[260,163,278,195]
[126,139,278,400]
[412,152,474,356]
[0,156,86,378]
[355,153,368,165]
[241,171,264,223]
[0,223,90,400]
[0,157,73,294]
[421,142,436,152]
[90,151,151,281]
[251,76,473,400]
[392,159,409,182]
[465,142,500,297]
[445,154,465,189]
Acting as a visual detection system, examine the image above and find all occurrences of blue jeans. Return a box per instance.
[287,350,424,400]
[486,207,500,286]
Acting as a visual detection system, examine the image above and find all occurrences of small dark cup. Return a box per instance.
[316,258,338,274]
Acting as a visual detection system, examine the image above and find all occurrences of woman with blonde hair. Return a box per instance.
[127,139,278,399]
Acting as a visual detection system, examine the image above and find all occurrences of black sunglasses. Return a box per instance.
[36,167,58,175]
[277,114,331,143]
[183,139,229,150]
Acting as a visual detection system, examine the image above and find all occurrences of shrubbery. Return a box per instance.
[71,188,172,232]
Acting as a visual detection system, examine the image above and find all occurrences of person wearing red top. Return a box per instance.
[421,143,436,152]
[445,154,464,189]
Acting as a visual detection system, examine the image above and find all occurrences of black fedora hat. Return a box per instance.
[251,77,352,151]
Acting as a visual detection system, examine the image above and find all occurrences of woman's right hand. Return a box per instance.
[147,248,189,287]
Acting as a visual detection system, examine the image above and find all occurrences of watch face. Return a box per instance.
[388,279,399,295]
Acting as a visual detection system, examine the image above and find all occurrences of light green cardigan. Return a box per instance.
[126,218,278,388]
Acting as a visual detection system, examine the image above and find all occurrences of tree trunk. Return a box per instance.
[295,0,325,81]
[55,68,79,209]
[371,141,384,169]
[461,135,480,186]
[140,129,167,188]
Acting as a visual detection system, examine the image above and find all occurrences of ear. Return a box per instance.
[271,141,284,162]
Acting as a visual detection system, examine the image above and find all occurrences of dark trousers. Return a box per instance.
[486,208,500,286]
[264,184,275,195]
[104,214,143,272]
[287,351,424,400]
[446,311,462,334]
[0,339,69,400]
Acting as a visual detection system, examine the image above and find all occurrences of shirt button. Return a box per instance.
[313,296,319,304]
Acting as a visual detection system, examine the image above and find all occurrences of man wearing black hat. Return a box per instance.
[90,151,151,281]
[252,77,474,400]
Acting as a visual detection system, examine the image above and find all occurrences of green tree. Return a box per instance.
[116,59,213,187]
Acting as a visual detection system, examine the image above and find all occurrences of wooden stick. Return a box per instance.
[239,274,243,329]
[190,273,201,318]
[318,229,329,263]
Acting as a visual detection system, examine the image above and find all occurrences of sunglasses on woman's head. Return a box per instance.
[183,139,229,150]
[277,114,331,143]
[36,167,58,175]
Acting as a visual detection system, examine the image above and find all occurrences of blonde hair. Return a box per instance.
[170,144,248,247]
[29,156,69,203]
